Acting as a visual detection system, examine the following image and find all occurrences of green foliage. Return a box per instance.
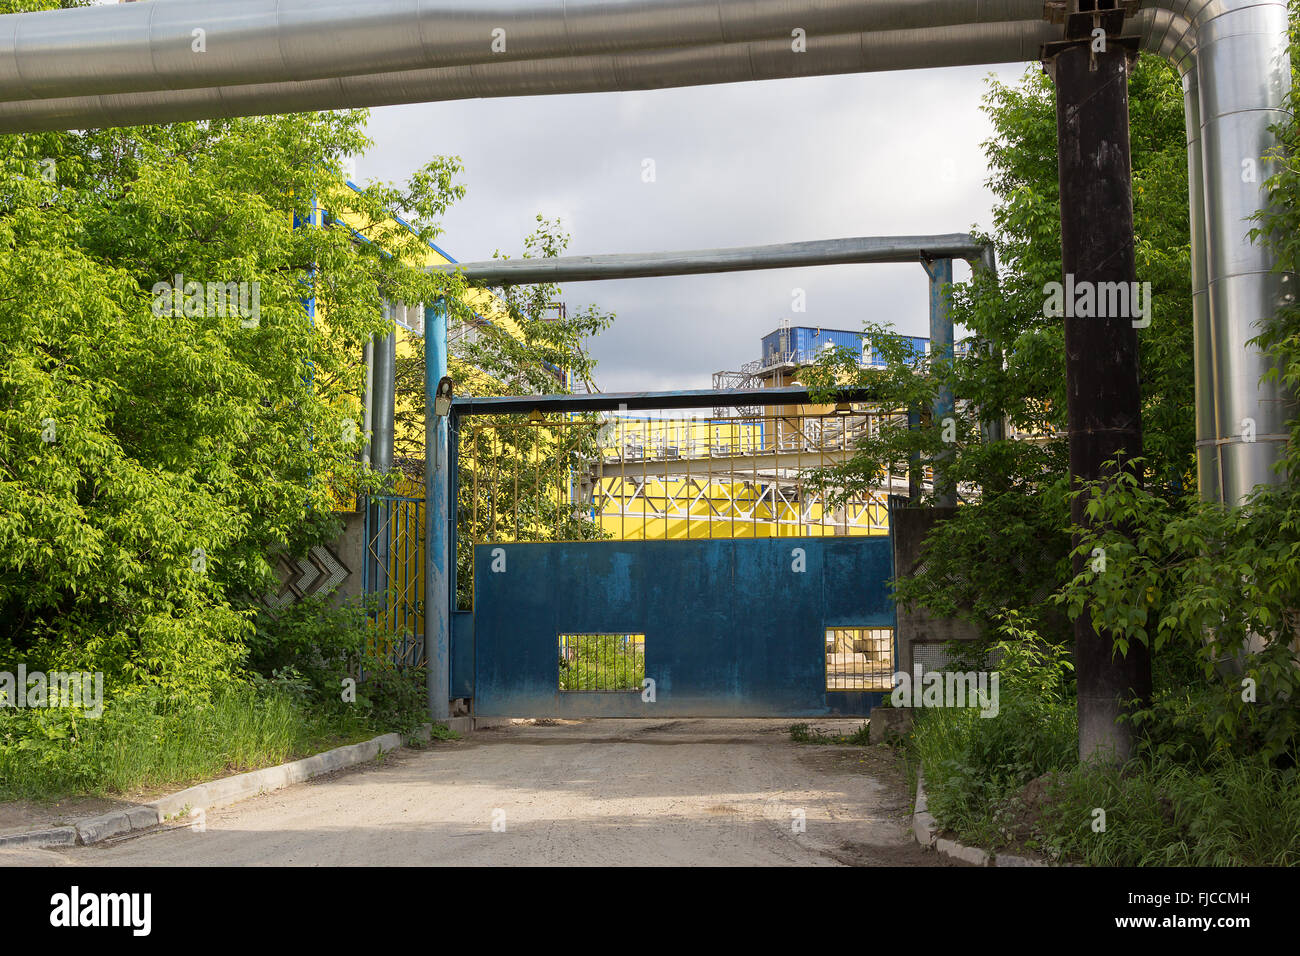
[912,616,1077,847]
[1059,464,1300,761]
[247,596,368,701]
[1034,756,1300,866]
[789,722,871,745]
[0,103,468,694]
[355,661,430,736]
[0,683,377,801]
[804,58,1193,646]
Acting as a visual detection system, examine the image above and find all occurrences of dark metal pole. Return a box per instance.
[1046,8,1151,765]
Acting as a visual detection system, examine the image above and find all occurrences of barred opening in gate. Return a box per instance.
[558,633,646,692]
[825,626,894,691]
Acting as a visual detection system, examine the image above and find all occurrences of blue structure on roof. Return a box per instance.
[758,326,929,369]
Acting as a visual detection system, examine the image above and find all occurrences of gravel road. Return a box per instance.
[5,719,955,867]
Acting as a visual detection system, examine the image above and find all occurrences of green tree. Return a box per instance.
[391,216,616,608]
[0,84,468,694]
[807,57,1194,651]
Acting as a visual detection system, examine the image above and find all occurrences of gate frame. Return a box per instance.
[423,237,994,718]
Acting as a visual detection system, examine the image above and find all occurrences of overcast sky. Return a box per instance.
[357,64,1029,392]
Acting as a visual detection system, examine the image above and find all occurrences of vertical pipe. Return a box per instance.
[1183,65,1219,503]
[926,257,956,507]
[907,408,921,504]
[371,325,396,473]
[424,299,451,721]
[1197,2,1294,504]
[369,312,396,631]
[361,339,374,468]
[1051,38,1151,765]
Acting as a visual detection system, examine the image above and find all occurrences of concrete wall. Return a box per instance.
[891,505,980,675]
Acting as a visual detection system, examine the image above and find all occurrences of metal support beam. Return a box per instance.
[424,299,451,721]
[924,257,956,507]
[367,324,396,617]
[430,236,990,286]
[451,385,880,417]
[370,326,396,473]
[1048,27,1151,765]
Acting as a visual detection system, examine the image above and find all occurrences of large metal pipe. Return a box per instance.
[1184,65,1218,502]
[0,0,1057,103]
[1195,2,1294,504]
[0,21,1061,132]
[431,235,990,285]
[925,257,956,508]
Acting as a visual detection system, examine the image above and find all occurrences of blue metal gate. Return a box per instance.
[467,536,894,718]
[448,401,902,718]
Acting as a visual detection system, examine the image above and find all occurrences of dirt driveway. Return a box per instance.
[6,718,955,867]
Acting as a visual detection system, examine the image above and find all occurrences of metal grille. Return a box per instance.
[558,633,646,692]
[911,642,955,675]
[463,409,902,546]
[825,626,894,691]
[362,493,426,667]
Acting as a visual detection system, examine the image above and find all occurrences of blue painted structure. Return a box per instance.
[424,298,450,719]
[468,536,894,717]
[759,326,929,369]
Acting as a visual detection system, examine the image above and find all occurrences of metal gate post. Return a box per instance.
[424,298,451,720]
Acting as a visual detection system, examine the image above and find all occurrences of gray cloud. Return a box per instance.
[360,64,1028,391]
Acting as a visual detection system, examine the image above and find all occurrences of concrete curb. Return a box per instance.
[1,729,415,851]
[911,765,1048,868]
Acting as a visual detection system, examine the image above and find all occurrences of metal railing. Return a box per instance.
[461,409,902,547]
[362,493,426,668]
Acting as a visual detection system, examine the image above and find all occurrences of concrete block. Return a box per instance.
[936,837,989,867]
[0,826,77,849]
[9,730,408,850]
[912,811,938,847]
[996,853,1046,867]
[76,812,131,845]
[151,784,209,820]
[125,805,162,830]
[869,706,913,744]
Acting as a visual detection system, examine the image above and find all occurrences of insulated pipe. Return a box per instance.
[430,235,991,285]
[1195,2,1294,504]
[1184,65,1219,503]
[0,0,1057,103]
[0,21,1062,132]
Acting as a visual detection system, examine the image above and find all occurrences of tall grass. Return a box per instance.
[910,619,1300,865]
[0,685,380,802]
[1038,757,1300,866]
